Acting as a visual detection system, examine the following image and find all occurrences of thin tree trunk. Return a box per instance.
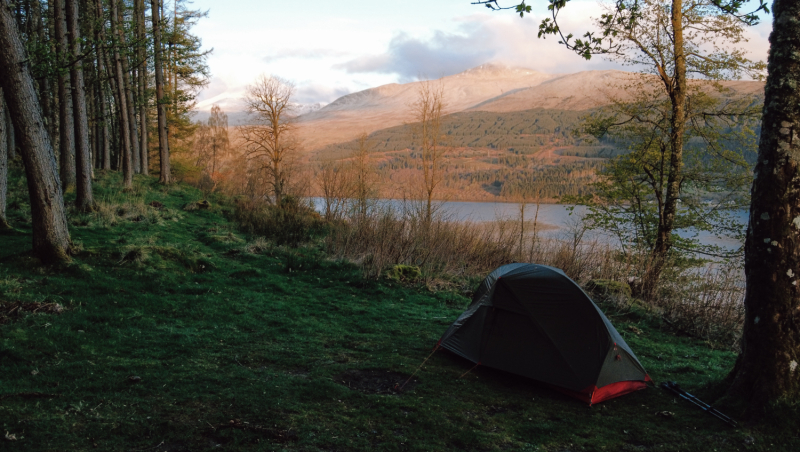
[638,0,687,300]
[0,89,9,229]
[54,0,76,192]
[66,0,95,211]
[33,0,54,145]
[137,0,148,175]
[109,0,132,188]
[106,49,122,172]
[727,0,800,414]
[112,0,141,174]
[151,0,170,183]
[46,4,59,155]
[0,0,71,262]
[93,0,111,170]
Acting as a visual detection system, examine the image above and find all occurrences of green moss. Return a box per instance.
[386,264,423,282]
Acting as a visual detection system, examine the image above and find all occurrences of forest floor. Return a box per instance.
[0,172,797,451]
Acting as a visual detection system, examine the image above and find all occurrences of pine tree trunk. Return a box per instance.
[136,0,148,175]
[32,0,54,145]
[0,89,9,229]
[109,0,132,188]
[727,0,800,414]
[3,93,13,159]
[0,0,71,262]
[112,0,141,174]
[151,0,170,184]
[92,0,111,170]
[54,0,76,192]
[65,0,95,211]
[45,3,59,154]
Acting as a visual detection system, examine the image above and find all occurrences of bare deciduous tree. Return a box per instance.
[241,75,299,204]
[410,79,447,222]
[350,132,376,219]
[316,158,352,221]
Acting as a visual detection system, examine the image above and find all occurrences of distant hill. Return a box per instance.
[313,108,611,201]
[297,63,764,154]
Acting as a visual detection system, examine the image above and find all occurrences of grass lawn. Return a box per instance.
[0,172,797,451]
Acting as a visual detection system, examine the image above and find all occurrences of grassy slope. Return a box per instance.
[0,172,796,451]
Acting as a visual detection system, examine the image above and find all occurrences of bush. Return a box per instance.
[386,264,422,282]
[232,196,324,246]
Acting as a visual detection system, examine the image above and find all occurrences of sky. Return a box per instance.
[189,0,773,112]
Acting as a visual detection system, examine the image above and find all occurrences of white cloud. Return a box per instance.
[263,48,353,64]
[192,1,771,107]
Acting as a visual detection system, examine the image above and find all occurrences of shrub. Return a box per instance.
[386,264,422,282]
[232,196,324,246]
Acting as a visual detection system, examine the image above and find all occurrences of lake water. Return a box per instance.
[310,198,748,253]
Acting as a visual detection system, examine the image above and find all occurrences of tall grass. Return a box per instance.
[324,203,621,284]
[322,202,745,347]
[655,263,745,348]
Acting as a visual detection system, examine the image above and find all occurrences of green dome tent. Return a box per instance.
[439,263,650,404]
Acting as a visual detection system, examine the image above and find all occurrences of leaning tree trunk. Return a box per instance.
[151,0,170,184]
[109,0,132,188]
[727,0,800,414]
[0,89,9,229]
[54,0,75,193]
[0,0,71,262]
[65,0,95,211]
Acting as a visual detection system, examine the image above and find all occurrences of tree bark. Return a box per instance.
[3,90,13,159]
[636,0,687,299]
[92,0,111,170]
[111,0,141,174]
[727,0,800,413]
[151,0,170,184]
[32,0,54,145]
[0,89,9,229]
[0,0,71,262]
[65,0,95,211]
[136,0,148,175]
[54,0,76,192]
[109,0,132,188]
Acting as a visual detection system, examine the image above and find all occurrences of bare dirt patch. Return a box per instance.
[336,369,419,395]
[0,300,64,325]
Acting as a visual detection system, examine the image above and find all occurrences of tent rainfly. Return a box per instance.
[439,263,650,404]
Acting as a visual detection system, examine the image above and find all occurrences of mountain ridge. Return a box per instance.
[295,63,764,153]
